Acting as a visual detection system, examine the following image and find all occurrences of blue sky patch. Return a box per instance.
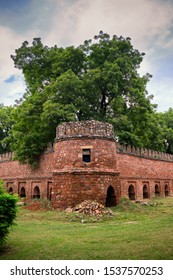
[0,0,29,10]
[4,75,16,83]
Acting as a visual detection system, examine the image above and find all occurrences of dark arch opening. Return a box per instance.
[49,187,52,201]
[47,182,52,200]
[128,185,135,200]
[8,187,13,195]
[20,187,26,198]
[106,186,116,207]
[143,185,149,199]
[155,184,160,197]
[165,185,169,197]
[33,186,40,199]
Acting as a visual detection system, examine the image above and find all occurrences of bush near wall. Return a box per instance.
[0,180,17,245]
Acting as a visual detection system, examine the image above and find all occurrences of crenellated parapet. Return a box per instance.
[116,142,173,161]
[0,152,13,162]
[55,120,115,141]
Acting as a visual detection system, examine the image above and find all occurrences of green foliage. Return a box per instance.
[7,90,76,166]
[1,31,169,165]
[159,108,173,154]
[0,105,14,153]
[0,180,17,245]
[0,180,4,195]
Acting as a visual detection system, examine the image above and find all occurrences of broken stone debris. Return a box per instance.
[66,200,113,217]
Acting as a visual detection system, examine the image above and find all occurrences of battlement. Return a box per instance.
[55,120,115,141]
[0,152,13,162]
[1,138,173,163]
[116,142,173,161]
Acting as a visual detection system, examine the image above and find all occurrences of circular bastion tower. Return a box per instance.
[51,120,120,208]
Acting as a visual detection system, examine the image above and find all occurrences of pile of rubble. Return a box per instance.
[66,200,113,218]
[135,200,157,206]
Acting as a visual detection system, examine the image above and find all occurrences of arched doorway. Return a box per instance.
[106,186,116,207]
[155,184,160,197]
[49,187,52,201]
[128,185,135,200]
[165,185,169,197]
[8,187,13,195]
[33,186,40,199]
[20,187,26,198]
[143,185,149,199]
[47,182,52,200]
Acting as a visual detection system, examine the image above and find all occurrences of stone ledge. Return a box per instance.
[56,120,115,141]
[55,135,116,142]
[53,169,120,176]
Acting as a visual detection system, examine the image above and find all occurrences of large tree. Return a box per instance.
[8,31,164,166]
[159,108,173,154]
[0,105,14,153]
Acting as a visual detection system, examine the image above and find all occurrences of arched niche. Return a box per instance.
[105,186,116,207]
[128,185,135,200]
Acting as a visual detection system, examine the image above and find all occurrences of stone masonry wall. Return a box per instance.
[0,120,173,207]
[117,152,173,200]
[0,151,53,180]
[52,172,120,208]
[0,150,54,199]
[52,121,119,208]
[56,120,115,140]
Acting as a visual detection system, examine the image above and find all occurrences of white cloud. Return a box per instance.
[0,25,37,105]
[1,0,173,110]
[43,0,173,51]
[0,26,22,81]
[148,77,173,112]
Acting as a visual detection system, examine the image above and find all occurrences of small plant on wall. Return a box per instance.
[0,180,17,245]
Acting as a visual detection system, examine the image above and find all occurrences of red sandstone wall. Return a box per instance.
[52,171,120,208]
[117,153,173,199]
[0,151,54,180]
[0,151,54,199]
[53,138,117,172]
[1,133,173,206]
[117,153,173,179]
[52,137,119,208]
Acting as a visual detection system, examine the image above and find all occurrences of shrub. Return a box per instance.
[0,180,17,245]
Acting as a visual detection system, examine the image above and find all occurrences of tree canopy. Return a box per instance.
[0,105,14,154]
[0,31,170,166]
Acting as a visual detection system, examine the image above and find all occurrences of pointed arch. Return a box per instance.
[106,186,116,207]
[33,186,40,199]
[20,187,26,198]
[165,184,169,197]
[143,185,149,199]
[155,184,160,197]
[128,185,135,200]
[8,187,13,195]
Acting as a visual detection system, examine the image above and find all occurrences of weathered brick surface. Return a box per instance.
[0,151,53,179]
[0,151,53,199]
[52,171,120,208]
[53,138,117,171]
[52,121,119,208]
[0,120,173,208]
[117,153,173,200]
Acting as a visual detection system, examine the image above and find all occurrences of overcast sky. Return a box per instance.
[0,0,173,112]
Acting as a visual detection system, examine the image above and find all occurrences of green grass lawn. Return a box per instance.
[1,197,173,260]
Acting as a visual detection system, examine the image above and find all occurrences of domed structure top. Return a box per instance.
[55,120,115,141]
